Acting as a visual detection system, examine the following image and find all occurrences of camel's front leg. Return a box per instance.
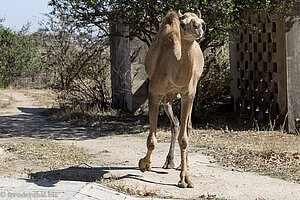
[139,93,162,172]
[176,109,193,171]
[178,95,194,188]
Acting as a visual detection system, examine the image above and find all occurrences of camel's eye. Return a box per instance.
[180,15,187,20]
[193,24,198,29]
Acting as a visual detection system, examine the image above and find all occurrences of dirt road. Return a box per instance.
[0,89,299,200]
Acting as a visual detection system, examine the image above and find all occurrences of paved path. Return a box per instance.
[0,178,163,200]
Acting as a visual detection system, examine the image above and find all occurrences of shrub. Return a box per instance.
[39,12,111,112]
[193,45,231,122]
[0,24,41,88]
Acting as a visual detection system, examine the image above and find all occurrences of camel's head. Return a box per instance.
[178,10,205,41]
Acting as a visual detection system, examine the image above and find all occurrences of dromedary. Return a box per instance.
[138,10,205,188]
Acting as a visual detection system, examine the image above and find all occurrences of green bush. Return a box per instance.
[192,45,231,122]
[0,24,40,88]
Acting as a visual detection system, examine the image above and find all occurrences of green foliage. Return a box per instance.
[193,46,231,121]
[0,24,41,88]
[48,0,298,49]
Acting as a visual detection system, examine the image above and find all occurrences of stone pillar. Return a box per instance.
[110,19,132,112]
[286,5,300,133]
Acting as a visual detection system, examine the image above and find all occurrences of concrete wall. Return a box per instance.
[230,6,300,133]
[230,14,287,122]
[130,38,149,114]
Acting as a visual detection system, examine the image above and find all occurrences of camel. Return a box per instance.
[138,10,205,188]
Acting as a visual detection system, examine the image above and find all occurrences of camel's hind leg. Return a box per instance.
[162,98,179,169]
[139,93,163,172]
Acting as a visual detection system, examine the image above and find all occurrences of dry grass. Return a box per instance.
[156,128,300,183]
[96,177,162,198]
[0,138,89,178]
[0,92,12,109]
[23,89,58,108]
[192,129,300,153]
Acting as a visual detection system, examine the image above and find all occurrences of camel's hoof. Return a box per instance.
[187,182,194,188]
[178,181,187,188]
[185,177,194,188]
[138,158,151,172]
[162,160,175,169]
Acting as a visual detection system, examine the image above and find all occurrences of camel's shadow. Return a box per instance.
[29,165,111,182]
[29,165,176,187]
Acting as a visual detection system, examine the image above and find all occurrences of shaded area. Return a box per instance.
[0,107,150,140]
[132,78,149,113]
[25,179,60,188]
[0,111,90,140]
[29,165,176,187]
[30,166,111,182]
[17,107,47,115]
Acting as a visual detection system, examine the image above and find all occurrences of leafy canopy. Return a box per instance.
[48,0,298,50]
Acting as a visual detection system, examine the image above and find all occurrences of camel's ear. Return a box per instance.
[178,10,183,17]
[197,9,201,18]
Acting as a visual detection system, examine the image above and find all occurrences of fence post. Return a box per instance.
[110,19,132,112]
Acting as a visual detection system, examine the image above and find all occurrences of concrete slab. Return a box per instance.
[0,178,168,200]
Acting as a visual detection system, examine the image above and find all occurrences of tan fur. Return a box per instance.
[139,10,205,188]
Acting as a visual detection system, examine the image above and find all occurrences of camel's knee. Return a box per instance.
[178,136,188,149]
[147,136,157,150]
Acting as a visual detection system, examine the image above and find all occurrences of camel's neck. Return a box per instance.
[175,39,195,86]
[181,39,194,52]
[180,40,195,63]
